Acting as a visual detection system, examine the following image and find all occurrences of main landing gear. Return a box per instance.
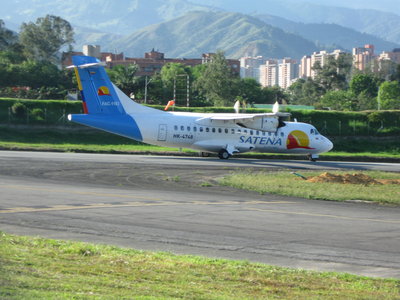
[307,154,319,162]
[218,149,231,160]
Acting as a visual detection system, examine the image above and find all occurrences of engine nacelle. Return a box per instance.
[238,116,279,132]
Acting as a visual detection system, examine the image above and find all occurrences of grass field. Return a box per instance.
[1,232,399,300]
[220,170,400,205]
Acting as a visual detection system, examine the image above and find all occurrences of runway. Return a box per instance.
[1,151,399,278]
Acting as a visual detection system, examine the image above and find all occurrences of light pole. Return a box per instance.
[144,76,152,104]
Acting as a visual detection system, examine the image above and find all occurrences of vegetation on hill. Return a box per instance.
[114,11,318,59]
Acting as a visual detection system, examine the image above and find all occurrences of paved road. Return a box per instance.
[0,151,399,278]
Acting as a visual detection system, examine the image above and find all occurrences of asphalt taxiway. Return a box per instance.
[0,151,399,278]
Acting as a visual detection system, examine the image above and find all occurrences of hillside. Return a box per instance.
[0,0,214,35]
[112,11,318,59]
[188,0,400,44]
[256,14,399,53]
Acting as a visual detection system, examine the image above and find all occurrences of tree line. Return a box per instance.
[1,15,400,110]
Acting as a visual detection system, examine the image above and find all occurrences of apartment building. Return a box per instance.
[279,58,299,89]
[259,59,279,87]
[299,49,346,79]
[239,56,265,80]
[353,44,375,71]
[379,48,400,64]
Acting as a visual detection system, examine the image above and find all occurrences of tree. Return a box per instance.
[160,63,190,105]
[19,15,74,62]
[349,73,381,98]
[193,51,238,106]
[107,64,139,96]
[0,20,17,51]
[320,90,357,111]
[378,81,400,110]
[236,78,262,104]
[288,78,324,106]
[390,64,400,82]
[313,54,352,93]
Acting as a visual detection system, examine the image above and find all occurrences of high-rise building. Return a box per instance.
[299,55,312,79]
[259,59,278,87]
[353,44,375,71]
[300,50,346,79]
[239,56,265,80]
[279,58,299,89]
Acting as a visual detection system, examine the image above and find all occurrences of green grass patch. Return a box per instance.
[220,171,400,205]
[1,232,399,299]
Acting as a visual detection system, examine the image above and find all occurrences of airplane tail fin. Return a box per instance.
[67,55,152,141]
[70,55,125,115]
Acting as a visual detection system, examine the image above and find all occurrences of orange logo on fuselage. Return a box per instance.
[98,86,110,96]
[286,130,314,149]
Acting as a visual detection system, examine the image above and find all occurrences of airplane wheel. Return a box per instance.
[218,149,231,160]
[307,154,317,162]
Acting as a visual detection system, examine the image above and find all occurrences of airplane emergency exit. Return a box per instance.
[68,56,333,161]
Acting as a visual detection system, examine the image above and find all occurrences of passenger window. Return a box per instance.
[225,128,228,134]
[256,131,260,135]
[244,130,248,134]
[262,132,265,136]
[231,129,235,134]
[174,125,178,131]
[206,128,209,132]
[268,132,271,136]
[187,126,190,131]
[250,130,254,135]
[200,127,203,132]
[212,128,216,133]
[218,128,222,133]
[193,127,197,132]
[180,125,184,131]
[237,129,241,133]
[280,132,284,137]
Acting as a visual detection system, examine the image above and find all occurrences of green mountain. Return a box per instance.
[256,14,399,53]
[112,11,318,59]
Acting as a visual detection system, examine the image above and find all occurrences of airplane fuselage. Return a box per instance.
[134,111,333,157]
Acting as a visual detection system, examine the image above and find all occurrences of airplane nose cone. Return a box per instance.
[324,138,333,152]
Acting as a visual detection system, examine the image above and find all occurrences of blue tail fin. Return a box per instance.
[72,55,125,115]
[68,56,143,141]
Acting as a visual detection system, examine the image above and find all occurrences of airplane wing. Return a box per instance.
[198,112,290,121]
[196,112,290,132]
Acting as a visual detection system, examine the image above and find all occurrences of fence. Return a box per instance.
[1,98,400,136]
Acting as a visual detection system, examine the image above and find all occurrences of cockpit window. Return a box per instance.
[310,128,320,135]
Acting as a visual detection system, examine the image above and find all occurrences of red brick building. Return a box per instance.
[63,47,240,76]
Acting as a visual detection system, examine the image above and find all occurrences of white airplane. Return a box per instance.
[68,56,333,161]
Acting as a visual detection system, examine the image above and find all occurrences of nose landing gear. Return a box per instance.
[218,149,231,160]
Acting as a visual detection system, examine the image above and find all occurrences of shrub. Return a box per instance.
[11,102,27,119]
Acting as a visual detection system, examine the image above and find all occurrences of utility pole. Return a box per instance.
[144,76,152,104]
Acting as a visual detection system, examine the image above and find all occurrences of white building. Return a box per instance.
[239,56,265,80]
[259,59,279,87]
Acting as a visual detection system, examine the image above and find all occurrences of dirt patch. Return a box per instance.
[306,172,400,185]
